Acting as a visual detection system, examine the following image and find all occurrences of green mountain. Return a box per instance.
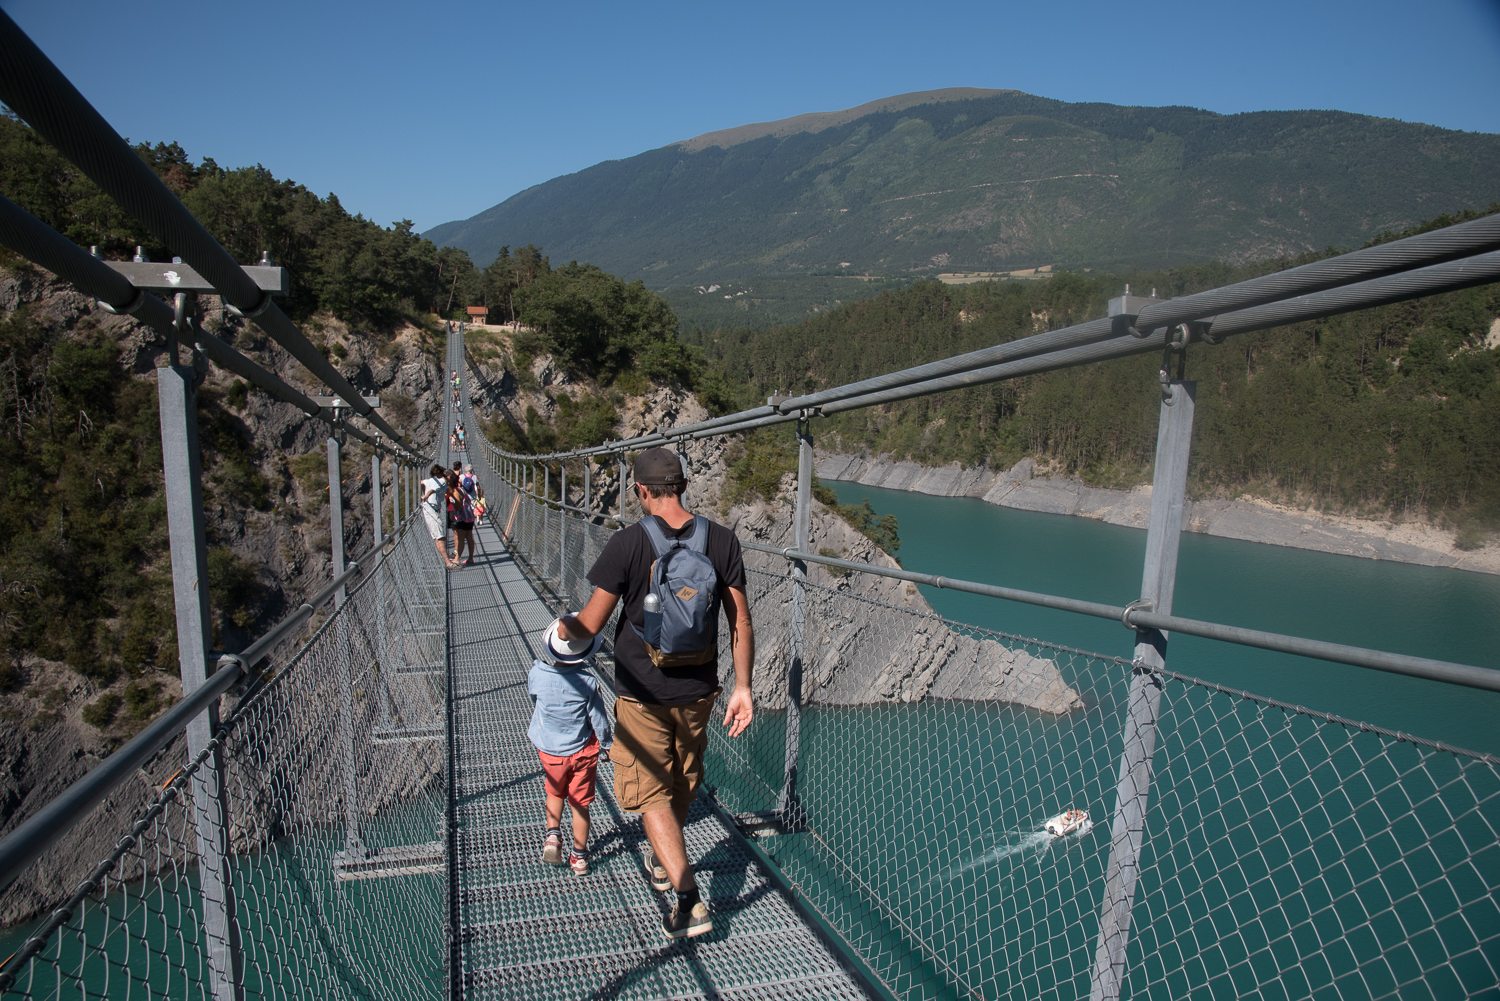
[426,89,1500,292]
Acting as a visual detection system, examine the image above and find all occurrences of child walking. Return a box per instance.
[529,617,612,875]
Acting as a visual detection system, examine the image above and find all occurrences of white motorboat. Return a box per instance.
[1044,809,1089,837]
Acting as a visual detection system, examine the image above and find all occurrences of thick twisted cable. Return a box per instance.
[0,10,417,454]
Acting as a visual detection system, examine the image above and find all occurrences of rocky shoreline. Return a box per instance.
[817,453,1500,577]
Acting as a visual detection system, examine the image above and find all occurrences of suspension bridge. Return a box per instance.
[2,11,1499,999]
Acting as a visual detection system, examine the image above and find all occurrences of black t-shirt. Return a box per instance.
[587,515,747,705]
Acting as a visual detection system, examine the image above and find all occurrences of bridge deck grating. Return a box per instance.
[447,518,868,1000]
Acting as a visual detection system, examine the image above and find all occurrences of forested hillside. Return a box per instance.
[1,113,450,324]
[0,113,717,743]
[688,223,1500,544]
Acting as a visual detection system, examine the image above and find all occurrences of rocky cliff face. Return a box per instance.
[458,353,1084,717]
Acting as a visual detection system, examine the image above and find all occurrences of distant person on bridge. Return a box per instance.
[554,447,754,940]
[528,620,612,876]
[421,464,457,569]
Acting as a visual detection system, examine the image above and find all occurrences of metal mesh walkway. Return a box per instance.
[447,518,870,1000]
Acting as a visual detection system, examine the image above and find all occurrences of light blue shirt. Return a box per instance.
[527,659,612,756]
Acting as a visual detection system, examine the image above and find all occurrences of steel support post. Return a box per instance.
[327,433,361,854]
[544,465,552,582]
[372,453,384,547]
[327,434,346,607]
[582,459,593,577]
[560,464,569,599]
[522,465,534,552]
[373,451,387,661]
[778,421,813,821]
[156,354,244,1001]
[1090,380,1196,1001]
[618,454,628,520]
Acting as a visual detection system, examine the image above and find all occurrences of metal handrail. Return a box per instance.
[740,541,1500,694]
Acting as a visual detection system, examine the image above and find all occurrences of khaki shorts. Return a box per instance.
[612,691,718,818]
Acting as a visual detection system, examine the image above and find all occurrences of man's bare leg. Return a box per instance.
[642,806,695,891]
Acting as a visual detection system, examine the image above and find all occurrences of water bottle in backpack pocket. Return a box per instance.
[632,516,720,668]
[642,592,663,648]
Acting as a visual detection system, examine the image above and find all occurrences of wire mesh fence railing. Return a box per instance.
[474,458,1500,1001]
[0,520,450,1000]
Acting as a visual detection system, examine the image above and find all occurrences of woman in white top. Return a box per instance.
[421,463,457,568]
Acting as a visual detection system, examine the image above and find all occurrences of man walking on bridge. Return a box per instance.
[555,447,754,940]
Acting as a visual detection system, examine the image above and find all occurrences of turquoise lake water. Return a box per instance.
[825,480,1500,756]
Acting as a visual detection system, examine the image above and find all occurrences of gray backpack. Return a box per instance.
[633,516,720,668]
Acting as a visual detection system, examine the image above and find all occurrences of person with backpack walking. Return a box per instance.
[448,463,476,567]
[553,447,753,940]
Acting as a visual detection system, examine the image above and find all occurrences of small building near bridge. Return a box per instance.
[466,305,489,325]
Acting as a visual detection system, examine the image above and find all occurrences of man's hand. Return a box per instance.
[723,685,753,738]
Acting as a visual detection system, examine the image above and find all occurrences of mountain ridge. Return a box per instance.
[426,90,1500,292]
[673,87,1022,151]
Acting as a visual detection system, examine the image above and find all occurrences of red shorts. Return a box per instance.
[538,736,600,810]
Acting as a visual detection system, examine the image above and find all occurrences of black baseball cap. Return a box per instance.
[633,447,687,486]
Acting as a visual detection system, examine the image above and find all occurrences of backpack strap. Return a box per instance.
[638,515,708,556]
[638,515,672,559]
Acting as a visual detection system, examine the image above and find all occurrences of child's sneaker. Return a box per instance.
[541,830,563,866]
[662,896,713,940]
[643,848,671,892]
[568,851,589,876]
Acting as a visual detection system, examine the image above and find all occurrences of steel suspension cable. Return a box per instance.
[0,10,419,457]
[769,211,1500,415]
[491,238,1500,462]
[815,248,1500,415]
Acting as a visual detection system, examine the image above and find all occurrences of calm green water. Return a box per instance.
[0,807,445,999]
[827,481,1500,755]
[705,482,1500,1000]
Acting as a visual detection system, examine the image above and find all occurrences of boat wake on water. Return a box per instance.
[948,813,1095,880]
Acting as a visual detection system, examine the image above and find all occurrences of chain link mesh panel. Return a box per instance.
[475,479,1499,1001]
[1,522,449,999]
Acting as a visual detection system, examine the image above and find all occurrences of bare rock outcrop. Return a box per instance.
[727,479,1083,715]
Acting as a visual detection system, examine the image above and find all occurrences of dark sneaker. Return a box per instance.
[541,831,563,866]
[569,851,589,876]
[643,849,671,892]
[662,898,712,940]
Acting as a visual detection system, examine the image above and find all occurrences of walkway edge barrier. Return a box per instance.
[0,557,368,894]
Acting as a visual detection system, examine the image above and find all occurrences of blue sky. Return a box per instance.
[5,0,1499,235]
